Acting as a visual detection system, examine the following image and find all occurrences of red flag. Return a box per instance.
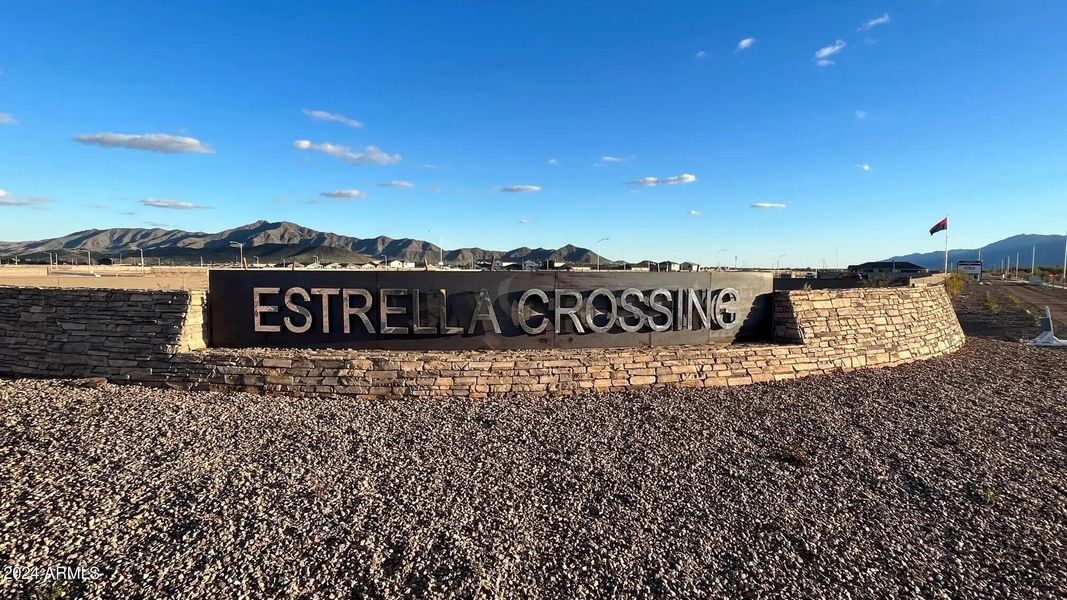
[929,217,948,235]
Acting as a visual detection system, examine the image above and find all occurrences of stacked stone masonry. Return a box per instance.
[0,285,964,398]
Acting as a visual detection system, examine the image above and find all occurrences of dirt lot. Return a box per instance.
[953,278,1067,340]
[0,266,208,291]
[1,283,1065,598]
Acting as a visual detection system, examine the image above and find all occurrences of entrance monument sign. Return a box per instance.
[208,270,773,350]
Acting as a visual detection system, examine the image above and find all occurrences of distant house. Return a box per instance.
[522,259,542,271]
[97,257,114,266]
[680,262,700,272]
[659,261,681,272]
[848,261,928,276]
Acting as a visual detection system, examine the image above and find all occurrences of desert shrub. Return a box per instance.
[944,272,965,298]
[984,292,1000,313]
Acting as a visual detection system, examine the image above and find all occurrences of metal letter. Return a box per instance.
[467,288,502,334]
[713,287,742,330]
[411,289,435,334]
[283,287,312,333]
[618,288,645,333]
[310,287,340,333]
[516,288,550,335]
[379,288,409,334]
[647,288,673,332]
[688,288,711,330]
[438,288,463,335]
[342,289,375,334]
[554,289,585,334]
[584,288,618,334]
[253,287,281,333]
[674,288,686,331]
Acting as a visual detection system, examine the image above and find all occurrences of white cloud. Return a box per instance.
[302,108,363,129]
[600,155,623,163]
[144,221,168,227]
[814,40,847,65]
[74,133,214,154]
[688,209,701,217]
[293,140,401,165]
[859,13,891,31]
[518,218,533,225]
[0,113,17,125]
[501,185,541,193]
[694,50,707,60]
[855,163,872,172]
[626,173,697,186]
[377,180,415,189]
[0,189,50,207]
[751,202,786,209]
[141,198,212,210]
[854,109,868,120]
[547,158,559,165]
[320,189,368,199]
[736,38,756,51]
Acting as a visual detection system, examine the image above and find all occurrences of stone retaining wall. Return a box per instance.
[0,285,964,397]
[0,287,205,379]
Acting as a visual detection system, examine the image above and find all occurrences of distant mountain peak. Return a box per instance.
[0,219,620,266]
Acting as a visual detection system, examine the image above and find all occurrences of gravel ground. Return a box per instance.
[1,335,1065,599]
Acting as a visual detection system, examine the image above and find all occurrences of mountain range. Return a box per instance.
[886,233,1067,271]
[4,221,1063,270]
[0,220,612,266]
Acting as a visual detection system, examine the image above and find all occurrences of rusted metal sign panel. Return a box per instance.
[207,270,772,350]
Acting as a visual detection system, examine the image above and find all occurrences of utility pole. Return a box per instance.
[1031,244,1036,275]
[1015,252,1019,279]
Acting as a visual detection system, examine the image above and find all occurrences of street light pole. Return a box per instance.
[1062,231,1067,287]
[229,242,245,268]
[716,248,728,270]
[596,238,609,271]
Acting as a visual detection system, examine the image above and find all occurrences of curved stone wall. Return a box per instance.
[0,285,964,397]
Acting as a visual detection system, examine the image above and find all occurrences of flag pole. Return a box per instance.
[943,215,949,273]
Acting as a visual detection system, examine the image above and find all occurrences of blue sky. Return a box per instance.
[1,0,1065,267]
